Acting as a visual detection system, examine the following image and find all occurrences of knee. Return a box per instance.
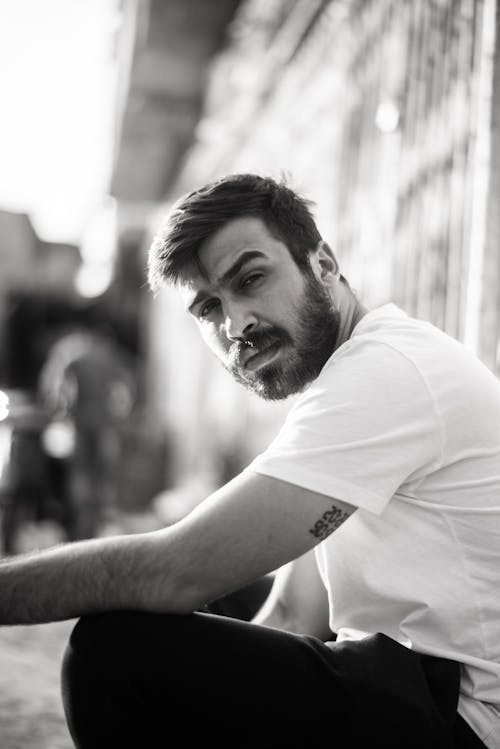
[62,613,127,697]
[63,610,194,677]
[62,615,105,694]
[63,609,200,688]
[67,612,122,655]
[62,614,138,748]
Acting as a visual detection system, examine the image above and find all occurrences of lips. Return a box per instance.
[243,341,281,372]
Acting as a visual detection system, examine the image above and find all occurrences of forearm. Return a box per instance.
[0,473,353,627]
[0,533,172,625]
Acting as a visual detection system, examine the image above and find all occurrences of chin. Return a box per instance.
[249,368,313,401]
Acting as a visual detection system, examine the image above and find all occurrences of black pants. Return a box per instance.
[61,583,486,748]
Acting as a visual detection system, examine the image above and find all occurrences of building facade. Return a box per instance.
[143,0,500,494]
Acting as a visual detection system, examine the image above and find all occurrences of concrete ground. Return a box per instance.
[0,619,75,749]
[0,509,168,748]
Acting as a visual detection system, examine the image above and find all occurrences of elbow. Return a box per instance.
[108,532,199,615]
[123,530,214,616]
[163,585,201,615]
[166,574,219,614]
[134,573,201,615]
[147,576,221,616]
[144,562,208,616]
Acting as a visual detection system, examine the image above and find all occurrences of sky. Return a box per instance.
[0,0,120,245]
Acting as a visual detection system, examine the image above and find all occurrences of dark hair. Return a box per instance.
[147,173,323,293]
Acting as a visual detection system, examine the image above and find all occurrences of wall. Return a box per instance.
[146,0,500,490]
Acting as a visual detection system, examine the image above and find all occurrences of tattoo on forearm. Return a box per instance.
[309,503,350,541]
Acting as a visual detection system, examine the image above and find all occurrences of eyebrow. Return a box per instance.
[187,250,266,314]
[218,250,266,286]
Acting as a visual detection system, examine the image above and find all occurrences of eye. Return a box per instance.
[198,299,220,320]
[240,272,263,289]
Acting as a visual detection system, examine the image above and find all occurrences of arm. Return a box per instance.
[0,471,354,625]
[251,547,332,640]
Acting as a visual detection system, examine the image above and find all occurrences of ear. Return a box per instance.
[309,241,340,286]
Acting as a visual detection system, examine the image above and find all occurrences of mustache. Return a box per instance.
[227,327,292,370]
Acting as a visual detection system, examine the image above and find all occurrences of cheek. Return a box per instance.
[199,324,229,359]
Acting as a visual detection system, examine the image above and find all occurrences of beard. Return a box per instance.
[224,275,340,400]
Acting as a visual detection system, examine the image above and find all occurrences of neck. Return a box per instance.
[334,286,368,349]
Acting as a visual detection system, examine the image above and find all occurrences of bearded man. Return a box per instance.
[1,174,497,748]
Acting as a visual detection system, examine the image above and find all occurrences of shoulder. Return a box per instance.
[299,305,464,410]
[295,332,432,418]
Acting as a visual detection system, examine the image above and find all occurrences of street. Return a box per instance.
[0,619,75,749]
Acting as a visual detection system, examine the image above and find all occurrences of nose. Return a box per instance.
[223,304,257,342]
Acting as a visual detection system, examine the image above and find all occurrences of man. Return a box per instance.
[1,174,498,748]
[38,327,137,540]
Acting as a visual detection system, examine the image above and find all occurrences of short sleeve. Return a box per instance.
[245,339,443,514]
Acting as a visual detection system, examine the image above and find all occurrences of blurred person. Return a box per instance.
[38,327,137,540]
[0,174,497,748]
[0,389,54,554]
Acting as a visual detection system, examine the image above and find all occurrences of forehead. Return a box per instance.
[200,215,285,274]
[178,215,291,304]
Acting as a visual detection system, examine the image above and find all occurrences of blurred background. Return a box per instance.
[0,0,499,554]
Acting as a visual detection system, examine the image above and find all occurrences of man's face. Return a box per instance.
[180,216,340,400]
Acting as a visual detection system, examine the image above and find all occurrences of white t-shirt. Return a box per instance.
[247,303,500,748]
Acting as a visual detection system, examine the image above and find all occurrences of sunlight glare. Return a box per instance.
[0,0,121,244]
